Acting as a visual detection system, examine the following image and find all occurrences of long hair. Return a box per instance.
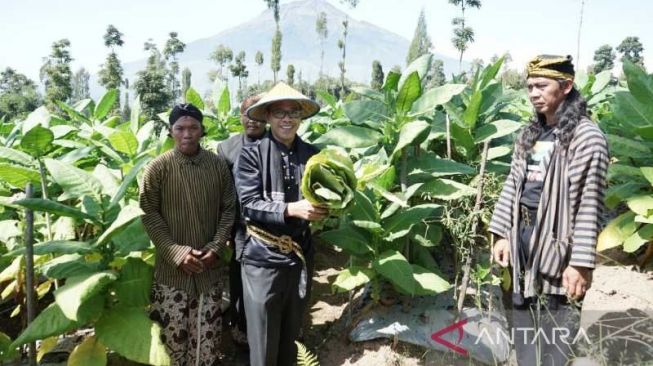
[514,80,589,159]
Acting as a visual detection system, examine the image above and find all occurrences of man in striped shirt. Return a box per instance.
[140,103,236,365]
[489,55,609,365]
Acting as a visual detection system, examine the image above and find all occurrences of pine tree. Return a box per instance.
[70,67,90,103]
[255,51,264,85]
[163,32,186,104]
[99,25,124,111]
[122,78,131,121]
[592,45,616,74]
[0,67,40,121]
[209,44,233,82]
[181,68,191,101]
[371,60,384,90]
[229,51,249,100]
[134,41,172,123]
[40,39,73,110]
[315,12,328,78]
[406,10,433,65]
[337,19,349,94]
[425,58,446,88]
[617,36,645,66]
[271,28,282,83]
[286,64,295,86]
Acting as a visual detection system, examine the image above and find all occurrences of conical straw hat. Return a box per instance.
[246,82,320,122]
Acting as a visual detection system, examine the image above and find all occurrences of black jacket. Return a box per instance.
[235,132,319,267]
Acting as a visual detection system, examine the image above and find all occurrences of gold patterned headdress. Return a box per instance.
[527,55,575,80]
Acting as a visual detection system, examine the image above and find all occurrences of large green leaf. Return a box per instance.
[350,86,384,102]
[20,126,54,157]
[11,303,78,346]
[396,72,422,114]
[54,271,117,321]
[463,90,483,128]
[114,258,153,307]
[44,158,102,199]
[407,154,476,177]
[56,101,90,124]
[642,167,653,186]
[382,204,442,238]
[343,99,387,125]
[314,126,382,148]
[623,60,653,105]
[108,130,138,156]
[623,224,653,253]
[5,240,92,257]
[597,212,638,251]
[474,119,523,143]
[319,225,374,256]
[478,57,504,90]
[411,84,467,115]
[110,157,151,208]
[130,97,141,133]
[68,336,107,366]
[349,191,379,222]
[591,71,612,95]
[96,205,144,246]
[41,254,99,280]
[0,147,36,166]
[487,146,512,161]
[373,250,415,294]
[0,163,40,188]
[95,307,171,366]
[111,218,151,254]
[185,87,205,110]
[606,134,651,159]
[331,266,375,293]
[392,120,430,158]
[626,195,653,217]
[383,71,401,92]
[13,198,97,222]
[418,178,476,200]
[398,53,432,89]
[94,89,118,120]
[412,264,451,295]
[613,91,653,129]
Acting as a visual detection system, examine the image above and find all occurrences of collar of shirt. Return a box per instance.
[173,147,206,166]
[269,132,297,156]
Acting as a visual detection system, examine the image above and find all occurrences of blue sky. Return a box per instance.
[1,0,651,81]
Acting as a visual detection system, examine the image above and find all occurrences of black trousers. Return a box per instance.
[241,259,313,366]
[229,254,247,334]
[512,207,581,365]
[512,294,580,366]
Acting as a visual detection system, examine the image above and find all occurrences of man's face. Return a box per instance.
[170,116,203,155]
[241,112,266,139]
[526,77,572,120]
[266,100,302,147]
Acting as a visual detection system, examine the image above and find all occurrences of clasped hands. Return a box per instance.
[179,248,218,275]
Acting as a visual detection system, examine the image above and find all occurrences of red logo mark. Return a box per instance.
[431,319,468,356]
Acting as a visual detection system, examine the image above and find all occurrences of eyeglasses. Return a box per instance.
[270,109,302,119]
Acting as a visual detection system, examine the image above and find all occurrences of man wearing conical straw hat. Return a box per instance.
[234,82,328,366]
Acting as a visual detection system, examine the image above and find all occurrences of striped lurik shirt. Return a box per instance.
[489,118,609,298]
[139,147,236,295]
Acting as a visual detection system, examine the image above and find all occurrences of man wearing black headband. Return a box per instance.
[140,103,236,365]
[489,56,609,365]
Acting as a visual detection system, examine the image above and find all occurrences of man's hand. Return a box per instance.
[179,249,205,275]
[562,266,592,300]
[197,249,219,269]
[492,238,511,267]
[286,200,329,221]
